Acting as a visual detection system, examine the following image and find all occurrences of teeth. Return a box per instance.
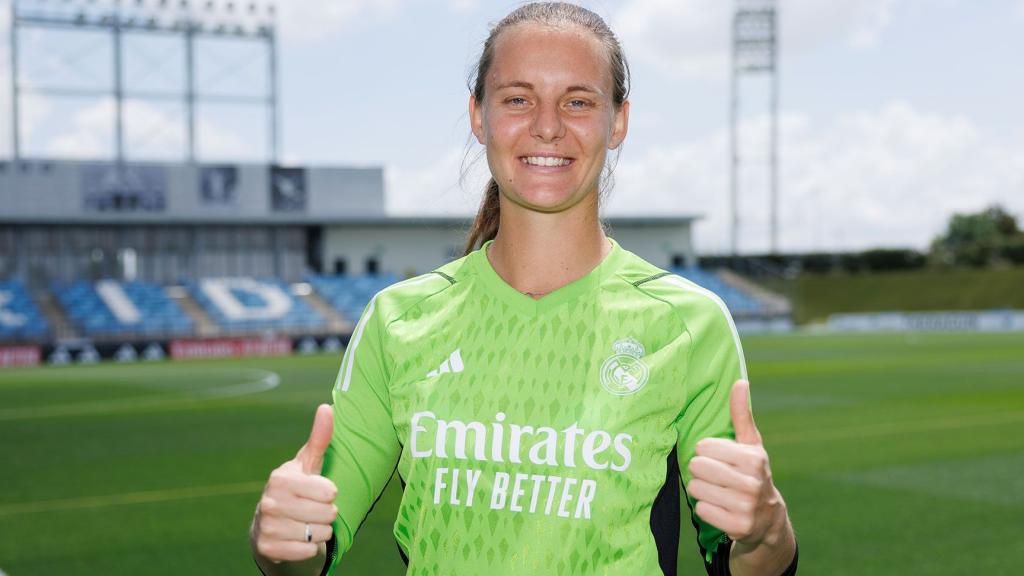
[522,156,571,167]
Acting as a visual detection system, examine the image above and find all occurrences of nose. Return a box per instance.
[529,101,565,142]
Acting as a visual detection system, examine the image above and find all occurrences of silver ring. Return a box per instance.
[304,523,312,543]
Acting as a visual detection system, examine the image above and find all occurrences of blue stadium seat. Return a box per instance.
[188,277,327,332]
[307,273,400,323]
[669,267,772,317]
[53,280,194,337]
[0,281,50,341]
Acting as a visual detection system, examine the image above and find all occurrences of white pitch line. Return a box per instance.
[0,481,266,517]
[0,369,281,421]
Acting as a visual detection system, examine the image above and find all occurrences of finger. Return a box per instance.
[686,478,755,516]
[694,500,752,541]
[695,437,767,477]
[262,495,338,525]
[268,462,338,502]
[730,379,762,446]
[296,403,334,475]
[255,540,319,563]
[287,472,338,503]
[261,516,334,544]
[688,455,761,494]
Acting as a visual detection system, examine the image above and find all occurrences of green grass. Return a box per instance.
[1,332,1023,574]
[757,266,1024,324]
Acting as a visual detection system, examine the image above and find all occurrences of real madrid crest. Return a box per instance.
[599,337,650,396]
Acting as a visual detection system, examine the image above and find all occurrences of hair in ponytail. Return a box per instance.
[463,178,501,256]
[461,2,630,256]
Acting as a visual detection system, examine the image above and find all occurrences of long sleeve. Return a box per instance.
[671,289,749,568]
[321,295,402,574]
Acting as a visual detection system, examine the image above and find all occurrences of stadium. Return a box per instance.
[2,1,1023,575]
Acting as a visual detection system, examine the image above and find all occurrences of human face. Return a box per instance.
[470,24,629,214]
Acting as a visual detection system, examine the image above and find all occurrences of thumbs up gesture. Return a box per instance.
[252,404,339,563]
[687,380,789,550]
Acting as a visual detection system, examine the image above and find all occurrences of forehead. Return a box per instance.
[488,23,612,93]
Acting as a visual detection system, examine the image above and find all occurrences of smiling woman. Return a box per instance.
[250,4,797,576]
[463,4,630,254]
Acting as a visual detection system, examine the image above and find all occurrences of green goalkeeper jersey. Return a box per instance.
[321,237,748,575]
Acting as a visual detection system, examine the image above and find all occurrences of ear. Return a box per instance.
[609,99,629,150]
[469,94,486,145]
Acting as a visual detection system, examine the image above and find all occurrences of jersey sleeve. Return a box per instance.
[321,295,402,574]
[672,294,749,567]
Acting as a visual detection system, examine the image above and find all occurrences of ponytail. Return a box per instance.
[463,178,501,255]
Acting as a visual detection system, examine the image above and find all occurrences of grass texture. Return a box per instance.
[0,331,1022,574]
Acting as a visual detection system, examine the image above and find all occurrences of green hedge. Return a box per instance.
[758,267,1024,325]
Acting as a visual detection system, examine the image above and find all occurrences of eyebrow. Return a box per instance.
[494,80,604,95]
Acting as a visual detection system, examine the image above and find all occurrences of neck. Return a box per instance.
[485,192,611,301]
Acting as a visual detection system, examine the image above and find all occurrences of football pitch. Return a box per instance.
[1,331,1022,575]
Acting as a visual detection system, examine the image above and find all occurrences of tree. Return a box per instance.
[929,205,1022,267]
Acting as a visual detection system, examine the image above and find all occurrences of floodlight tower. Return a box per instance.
[730,0,779,255]
[8,0,280,164]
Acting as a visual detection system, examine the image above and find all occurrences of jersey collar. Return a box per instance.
[470,236,625,317]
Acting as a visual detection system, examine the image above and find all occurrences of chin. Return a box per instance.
[509,188,584,213]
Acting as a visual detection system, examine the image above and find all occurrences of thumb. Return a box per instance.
[729,379,762,445]
[295,403,333,475]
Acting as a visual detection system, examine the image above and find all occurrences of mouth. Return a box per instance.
[519,155,575,168]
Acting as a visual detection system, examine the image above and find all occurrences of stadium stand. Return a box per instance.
[188,277,327,332]
[53,280,194,337]
[307,273,400,322]
[671,266,777,317]
[0,280,51,341]
[7,269,783,345]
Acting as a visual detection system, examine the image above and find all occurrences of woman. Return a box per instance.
[250,3,798,575]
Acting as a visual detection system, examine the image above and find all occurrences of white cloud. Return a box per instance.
[387,143,489,215]
[614,0,897,78]
[46,98,115,158]
[605,101,1024,253]
[33,98,250,161]
[276,0,402,43]
[785,0,895,50]
[383,100,1024,254]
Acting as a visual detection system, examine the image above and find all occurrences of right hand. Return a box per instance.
[252,403,339,562]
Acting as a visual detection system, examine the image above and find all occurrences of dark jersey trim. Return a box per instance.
[431,270,457,285]
[632,271,672,287]
[677,450,720,572]
[316,460,402,575]
[397,475,410,566]
[318,533,337,576]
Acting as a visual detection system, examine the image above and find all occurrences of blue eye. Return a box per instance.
[568,99,590,109]
[506,97,528,106]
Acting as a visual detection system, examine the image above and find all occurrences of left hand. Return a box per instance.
[687,379,787,549]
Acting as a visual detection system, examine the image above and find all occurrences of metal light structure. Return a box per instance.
[8,0,279,164]
[730,0,779,255]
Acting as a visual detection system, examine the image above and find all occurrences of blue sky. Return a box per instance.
[2,0,1022,254]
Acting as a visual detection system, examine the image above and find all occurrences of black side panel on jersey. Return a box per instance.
[649,445,682,575]
[675,444,731,576]
[648,444,740,575]
[397,475,410,566]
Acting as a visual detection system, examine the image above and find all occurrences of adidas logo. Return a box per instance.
[427,348,464,378]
